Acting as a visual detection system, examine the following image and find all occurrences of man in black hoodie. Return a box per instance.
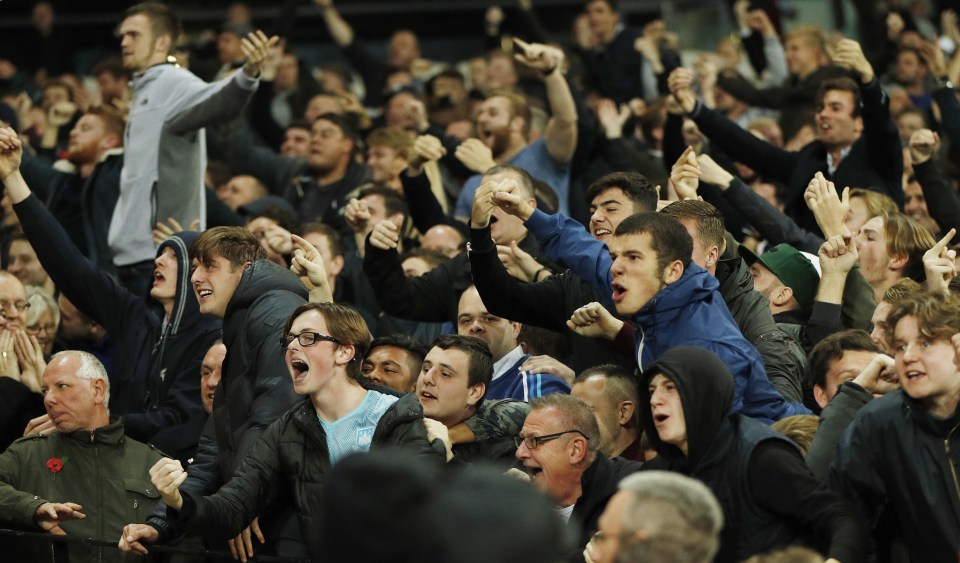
[640,346,866,562]
[0,128,220,446]
[122,226,309,560]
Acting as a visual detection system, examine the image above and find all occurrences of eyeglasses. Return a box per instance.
[515,430,589,450]
[0,300,30,317]
[282,332,341,348]
[26,323,57,335]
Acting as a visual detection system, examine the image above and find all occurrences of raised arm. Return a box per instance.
[513,39,578,165]
[670,67,800,184]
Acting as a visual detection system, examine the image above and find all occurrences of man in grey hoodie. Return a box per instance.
[111,2,276,295]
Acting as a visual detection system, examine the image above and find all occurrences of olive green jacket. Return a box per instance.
[0,419,162,562]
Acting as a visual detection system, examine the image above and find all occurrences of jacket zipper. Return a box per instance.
[946,422,960,507]
[93,432,103,563]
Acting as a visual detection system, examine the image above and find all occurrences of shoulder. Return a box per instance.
[10,434,50,448]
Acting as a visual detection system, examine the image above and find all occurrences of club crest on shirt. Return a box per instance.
[357,427,374,449]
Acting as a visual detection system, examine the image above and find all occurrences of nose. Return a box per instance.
[901,342,919,363]
[590,210,603,225]
[515,438,530,460]
[610,256,624,276]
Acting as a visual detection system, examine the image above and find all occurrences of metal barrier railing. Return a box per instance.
[0,528,311,563]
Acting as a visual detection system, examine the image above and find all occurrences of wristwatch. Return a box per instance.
[936,75,956,90]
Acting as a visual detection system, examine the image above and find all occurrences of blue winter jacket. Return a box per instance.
[525,208,808,423]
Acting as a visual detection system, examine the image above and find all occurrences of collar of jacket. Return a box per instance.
[63,417,125,447]
[633,261,717,327]
[904,392,960,436]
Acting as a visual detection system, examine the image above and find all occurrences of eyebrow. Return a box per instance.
[595,199,622,207]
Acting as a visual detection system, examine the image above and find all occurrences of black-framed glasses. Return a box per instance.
[515,429,589,450]
[282,332,341,348]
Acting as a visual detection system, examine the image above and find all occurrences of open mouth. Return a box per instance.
[420,390,437,401]
[653,413,670,426]
[290,359,308,379]
[593,228,611,239]
[611,282,626,302]
[526,466,543,478]
[905,370,925,382]
[153,270,165,285]
[197,289,212,299]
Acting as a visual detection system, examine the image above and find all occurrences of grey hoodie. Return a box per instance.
[110,63,258,266]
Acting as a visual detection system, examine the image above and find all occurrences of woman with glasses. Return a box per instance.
[24,286,59,357]
[133,302,445,560]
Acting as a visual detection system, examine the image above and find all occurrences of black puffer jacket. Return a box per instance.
[214,259,307,480]
[716,237,808,404]
[178,391,445,560]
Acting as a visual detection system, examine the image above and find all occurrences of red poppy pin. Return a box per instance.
[46,457,65,478]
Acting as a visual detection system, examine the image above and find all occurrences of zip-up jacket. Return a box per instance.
[174,391,445,560]
[0,419,162,562]
[112,63,259,266]
[829,390,960,560]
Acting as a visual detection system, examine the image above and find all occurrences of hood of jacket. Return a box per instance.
[157,231,210,336]
[634,262,719,329]
[224,259,309,319]
[639,346,735,469]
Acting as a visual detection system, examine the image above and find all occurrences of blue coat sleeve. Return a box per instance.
[524,208,613,306]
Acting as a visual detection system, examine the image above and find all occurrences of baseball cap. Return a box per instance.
[740,243,820,308]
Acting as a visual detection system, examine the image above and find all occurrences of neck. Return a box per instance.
[905,81,926,96]
[827,143,851,166]
[85,412,111,432]
[311,375,366,423]
[316,158,350,186]
[495,138,527,164]
[161,298,174,321]
[79,161,96,177]
[925,387,960,419]
[872,277,897,305]
[556,477,585,508]
[595,26,616,44]
[611,427,641,457]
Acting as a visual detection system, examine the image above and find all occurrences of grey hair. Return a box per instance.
[50,350,110,406]
[25,286,60,328]
[615,471,723,563]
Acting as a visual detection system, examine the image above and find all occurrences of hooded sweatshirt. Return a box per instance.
[14,194,222,442]
[640,347,866,563]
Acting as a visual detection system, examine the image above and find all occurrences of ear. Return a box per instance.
[241,260,253,272]
[853,115,864,135]
[569,435,588,464]
[526,197,538,210]
[155,34,173,56]
[100,134,121,152]
[335,344,356,366]
[771,285,794,307]
[328,255,345,277]
[813,384,828,409]
[706,245,720,268]
[663,259,684,285]
[467,383,485,407]
[92,378,108,406]
[509,115,526,135]
[888,253,908,273]
[511,321,522,341]
[618,400,636,426]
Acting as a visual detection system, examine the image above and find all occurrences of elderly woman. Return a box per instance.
[24,285,59,356]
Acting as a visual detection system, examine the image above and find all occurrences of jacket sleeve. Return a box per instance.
[465,399,531,442]
[12,194,149,338]
[722,178,825,253]
[363,237,460,323]
[524,208,613,305]
[750,440,868,562]
[0,442,48,528]
[692,102,800,185]
[913,158,960,234]
[147,417,222,542]
[401,169,459,233]
[933,85,960,155]
[858,79,903,186]
[178,421,285,539]
[342,40,389,107]
[839,268,875,332]
[827,405,889,524]
[716,73,788,109]
[231,296,304,472]
[807,382,873,481]
[220,120,301,194]
[469,225,579,332]
[16,149,60,203]
[164,70,259,136]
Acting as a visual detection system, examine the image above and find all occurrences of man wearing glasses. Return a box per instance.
[0,272,28,330]
[515,394,641,556]
[121,226,309,560]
